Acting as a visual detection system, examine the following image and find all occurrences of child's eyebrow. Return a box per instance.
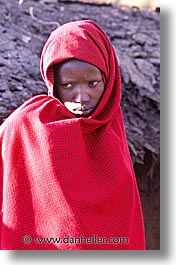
[60,79,76,83]
[60,74,102,83]
[60,78,103,84]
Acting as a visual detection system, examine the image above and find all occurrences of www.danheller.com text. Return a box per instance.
[23,235,129,245]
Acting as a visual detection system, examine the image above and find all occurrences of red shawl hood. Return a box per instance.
[0,20,145,250]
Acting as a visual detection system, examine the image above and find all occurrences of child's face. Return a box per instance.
[53,59,105,117]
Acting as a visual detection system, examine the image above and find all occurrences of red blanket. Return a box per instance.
[0,20,145,250]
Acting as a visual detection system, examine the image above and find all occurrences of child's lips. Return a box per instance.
[64,102,94,116]
[73,106,93,116]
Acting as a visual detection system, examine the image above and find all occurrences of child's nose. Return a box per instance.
[74,87,90,103]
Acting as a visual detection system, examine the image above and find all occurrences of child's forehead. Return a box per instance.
[54,59,101,73]
[54,60,103,82]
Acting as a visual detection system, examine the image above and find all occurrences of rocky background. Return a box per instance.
[0,0,160,249]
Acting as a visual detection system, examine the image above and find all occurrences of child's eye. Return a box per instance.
[61,83,72,89]
[88,81,98,87]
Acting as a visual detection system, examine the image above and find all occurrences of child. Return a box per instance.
[0,20,145,250]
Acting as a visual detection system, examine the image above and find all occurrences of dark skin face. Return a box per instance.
[53,59,105,117]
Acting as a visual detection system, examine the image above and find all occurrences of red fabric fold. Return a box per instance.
[0,20,145,250]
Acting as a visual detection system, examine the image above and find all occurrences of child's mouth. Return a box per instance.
[73,106,93,116]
